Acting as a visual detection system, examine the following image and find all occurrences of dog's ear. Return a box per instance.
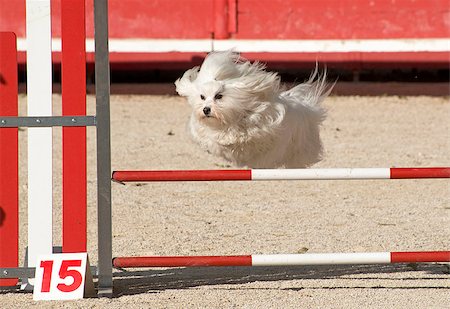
[175,66,199,97]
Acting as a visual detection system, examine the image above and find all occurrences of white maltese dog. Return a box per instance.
[175,51,334,168]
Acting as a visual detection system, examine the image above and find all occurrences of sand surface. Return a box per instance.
[1,92,449,308]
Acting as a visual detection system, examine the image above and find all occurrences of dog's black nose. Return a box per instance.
[203,106,211,116]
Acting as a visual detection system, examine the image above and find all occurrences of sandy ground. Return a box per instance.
[1,91,449,308]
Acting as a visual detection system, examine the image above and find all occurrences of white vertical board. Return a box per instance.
[26,0,53,271]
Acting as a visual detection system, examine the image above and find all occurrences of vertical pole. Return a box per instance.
[0,32,19,287]
[61,0,87,253]
[94,0,113,297]
[26,0,53,271]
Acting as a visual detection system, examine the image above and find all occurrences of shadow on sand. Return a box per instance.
[112,263,449,297]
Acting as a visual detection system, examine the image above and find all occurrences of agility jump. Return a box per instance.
[111,167,449,269]
[113,251,450,268]
[112,167,450,182]
[0,0,112,296]
[0,0,449,299]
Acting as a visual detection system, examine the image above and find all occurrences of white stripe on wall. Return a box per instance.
[214,38,450,53]
[16,38,450,53]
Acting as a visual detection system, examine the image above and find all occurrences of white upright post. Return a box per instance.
[26,0,53,272]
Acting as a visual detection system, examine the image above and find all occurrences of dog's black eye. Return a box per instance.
[214,94,223,100]
[200,94,205,100]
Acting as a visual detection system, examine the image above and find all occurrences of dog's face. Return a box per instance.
[189,80,232,127]
[174,52,271,129]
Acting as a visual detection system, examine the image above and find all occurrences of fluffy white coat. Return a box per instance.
[175,51,333,168]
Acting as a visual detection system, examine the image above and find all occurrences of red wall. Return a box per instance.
[1,0,448,68]
[234,0,449,39]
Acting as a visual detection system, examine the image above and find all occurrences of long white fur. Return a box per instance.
[175,51,334,168]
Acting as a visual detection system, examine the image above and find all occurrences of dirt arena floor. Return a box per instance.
[2,89,449,308]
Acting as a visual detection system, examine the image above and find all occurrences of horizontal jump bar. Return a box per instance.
[0,116,96,127]
[112,251,450,268]
[112,167,450,182]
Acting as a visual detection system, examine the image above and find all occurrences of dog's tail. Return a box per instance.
[281,65,335,108]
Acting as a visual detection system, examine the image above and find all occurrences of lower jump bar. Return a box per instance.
[112,167,450,182]
[112,251,450,268]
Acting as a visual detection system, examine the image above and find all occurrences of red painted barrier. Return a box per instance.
[2,0,447,40]
[0,0,448,68]
[234,0,450,40]
[0,32,19,286]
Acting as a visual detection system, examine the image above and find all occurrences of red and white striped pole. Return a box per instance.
[112,167,450,182]
[112,251,450,268]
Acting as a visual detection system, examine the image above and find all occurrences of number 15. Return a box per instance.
[39,259,83,293]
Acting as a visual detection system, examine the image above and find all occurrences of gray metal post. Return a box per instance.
[94,0,113,297]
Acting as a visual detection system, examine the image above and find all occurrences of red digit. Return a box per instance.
[39,260,54,293]
[56,259,83,292]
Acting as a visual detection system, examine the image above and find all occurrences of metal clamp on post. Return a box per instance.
[0,116,96,128]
